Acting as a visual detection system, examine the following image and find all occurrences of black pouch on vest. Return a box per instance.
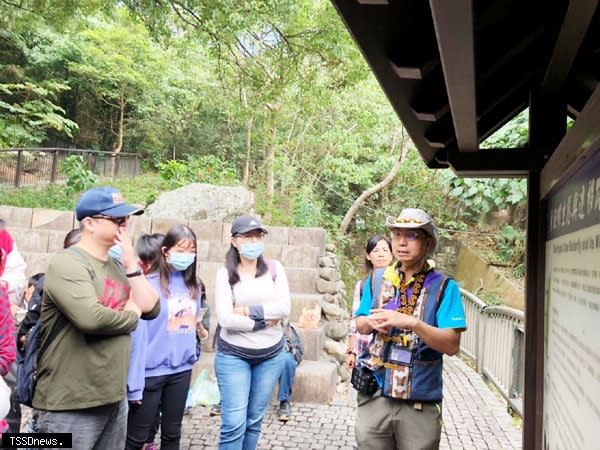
[351,366,378,395]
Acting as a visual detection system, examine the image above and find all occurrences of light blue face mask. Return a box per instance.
[240,241,265,260]
[168,252,195,271]
[108,244,122,260]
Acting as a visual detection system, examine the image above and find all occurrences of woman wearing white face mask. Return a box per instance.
[126,225,203,450]
[214,215,291,450]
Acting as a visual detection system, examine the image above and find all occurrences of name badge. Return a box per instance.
[389,345,414,367]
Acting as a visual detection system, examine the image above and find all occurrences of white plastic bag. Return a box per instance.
[190,369,220,407]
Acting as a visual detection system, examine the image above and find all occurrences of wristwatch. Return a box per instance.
[125,268,143,278]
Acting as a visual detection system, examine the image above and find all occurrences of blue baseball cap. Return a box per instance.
[76,187,144,221]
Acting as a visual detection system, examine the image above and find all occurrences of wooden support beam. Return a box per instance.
[542,0,599,91]
[430,0,478,151]
[410,68,449,121]
[541,83,600,198]
[446,147,529,177]
[424,81,529,149]
[523,88,565,450]
[329,0,442,165]
[390,58,438,80]
[357,0,388,4]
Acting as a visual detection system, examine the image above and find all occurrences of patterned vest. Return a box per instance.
[361,270,448,402]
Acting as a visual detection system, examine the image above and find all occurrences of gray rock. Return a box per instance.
[321,301,343,320]
[319,267,341,282]
[337,364,351,382]
[145,183,254,222]
[325,321,348,340]
[325,243,336,252]
[324,338,347,362]
[317,278,338,295]
[323,293,337,304]
[318,255,337,268]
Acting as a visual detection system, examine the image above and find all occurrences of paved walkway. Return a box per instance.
[19,356,521,449]
[179,356,522,449]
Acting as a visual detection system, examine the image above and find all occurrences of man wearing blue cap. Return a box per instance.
[33,187,160,450]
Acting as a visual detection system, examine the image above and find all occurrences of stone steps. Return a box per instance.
[19,250,322,320]
[3,205,343,405]
[192,330,337,405]
[290,360,338,404]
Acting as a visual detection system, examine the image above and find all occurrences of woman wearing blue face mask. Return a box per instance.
[126,225,202,450]
[214,214,291,450]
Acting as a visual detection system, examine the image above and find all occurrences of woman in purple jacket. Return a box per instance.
[126,225,202,450]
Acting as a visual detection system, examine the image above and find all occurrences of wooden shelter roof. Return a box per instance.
[330,0,600,180]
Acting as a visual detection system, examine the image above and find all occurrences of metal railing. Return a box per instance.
[0,148,141,189]
[459,288,525,418]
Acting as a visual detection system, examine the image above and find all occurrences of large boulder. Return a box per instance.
[145,183,254,222]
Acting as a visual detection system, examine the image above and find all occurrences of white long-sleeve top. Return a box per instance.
[1,244,27,307]
[215,260,291,350]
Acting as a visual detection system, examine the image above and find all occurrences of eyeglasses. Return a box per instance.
[91,215,129,225]
[391,230,424,241]
[235,231,265,241]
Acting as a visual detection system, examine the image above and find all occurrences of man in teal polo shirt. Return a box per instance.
[353,208,467,450]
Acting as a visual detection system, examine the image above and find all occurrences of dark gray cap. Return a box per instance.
[231,215,268,236]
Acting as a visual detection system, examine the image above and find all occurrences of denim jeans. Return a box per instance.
[215,350,285,450]
[276,351,298,402]
[37,397,128,450]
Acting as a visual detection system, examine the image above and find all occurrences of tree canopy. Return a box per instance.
[0,0,530,277]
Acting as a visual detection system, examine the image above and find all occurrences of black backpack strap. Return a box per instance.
[66,247,96,281]
[38,315,67,358]
[435,276,451,312]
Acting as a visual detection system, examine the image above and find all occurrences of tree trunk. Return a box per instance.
[339,133,410,234]
[264,127,276,222]
[111,86,125,178]
[241,86,253,186]
[242,115,253,185]
[264,106,279,222]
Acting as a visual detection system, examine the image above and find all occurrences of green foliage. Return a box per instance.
[62,155,96,195]
[0,81,79,147]
[447,177,527,219]
[0,172,167,210]
[157,160,189,188]
[441,110,529,221]
[475,287,505,306]
[158,156,238,189]
[109,173,168,207]
[497,225,525,271]
[293,186,323,227]
[481,109,529,149]
[0,0,528,295]
[0,184,73,209]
